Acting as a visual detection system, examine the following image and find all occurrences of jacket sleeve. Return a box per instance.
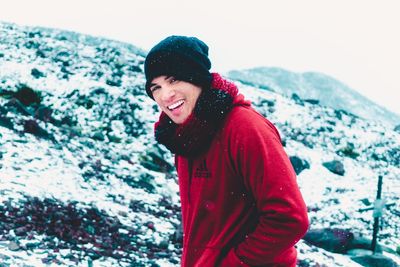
[221,109,309,266]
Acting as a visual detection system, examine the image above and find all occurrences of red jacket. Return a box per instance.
[175,94,309,266]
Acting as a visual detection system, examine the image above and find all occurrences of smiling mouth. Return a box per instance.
[167,100,184,110]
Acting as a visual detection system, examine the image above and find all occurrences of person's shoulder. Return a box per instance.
[225,105,276,130]
[224,105,281,139]
[228,105,263,121]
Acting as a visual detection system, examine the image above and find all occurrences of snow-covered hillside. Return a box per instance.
[0,21,399,266]
[228,67,400,128]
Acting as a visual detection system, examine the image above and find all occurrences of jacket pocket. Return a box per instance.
[218,248,251,267]
[187,246,223,267]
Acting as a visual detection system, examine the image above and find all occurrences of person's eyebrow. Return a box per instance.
[149,82,160,89]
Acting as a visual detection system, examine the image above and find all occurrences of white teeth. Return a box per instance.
[168,100,184,110]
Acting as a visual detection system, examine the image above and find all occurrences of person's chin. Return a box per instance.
[173,113,191,125]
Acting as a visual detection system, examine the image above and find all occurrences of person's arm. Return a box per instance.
[221,110,309,266]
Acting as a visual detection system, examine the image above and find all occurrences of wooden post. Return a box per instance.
[371,175,383,253]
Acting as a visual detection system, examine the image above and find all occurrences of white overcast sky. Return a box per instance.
[2,0,400,115]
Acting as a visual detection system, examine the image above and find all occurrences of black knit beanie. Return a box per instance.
[144,35,212,99]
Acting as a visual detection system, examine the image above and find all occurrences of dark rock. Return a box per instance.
[348,235,382,253]
[113,68,124,77]
[90,87,107,96]
[24,40,40,49]
[5,98,32,116]
[140,146,173,173]
[337,142,359,159]
[297,259,314,267]
[86,225,95,235]
[36,49,47,58]
[8,241,20,251]
[169,257,180,264]
[0,252,11,261]
[0,115,14,130]
[289,156,310,175]
[394,124,400,133]
[31,68,46,79]
[92,131,105,141]
[322,160,345,176]
[158,240,169,250]
[28,31,42,38]
[387,147,400,167]
[15,226,28,236]
[14,85,42,106]
[60,66,73,78]
[25,241,41,250]
[106,78,122,87]
[291,93,303,105]
[281,137,287,147]
[371,151,387,162]
[75,92,95,109]
[304,228,354,253]
[88,251,102,261]
[65,89,80,99]
[326,120,336,126]
[54,51,70,62]
[351,254,398,267]
[259,98,275,107]
[129,200,147,213]
[60,115,77,127]
[318,126,334,133]
[172,224,183,245]
[132,173,156,193]
[107,133,122,143]
[128,65,142,72]
[304,99,320,105]
[334,109,357,121]
[360,198,372,206]
[23,119,52,140]
[35,105,53,122]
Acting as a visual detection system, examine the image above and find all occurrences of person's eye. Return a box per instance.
[150,86,160,92]
[170,77,178,83]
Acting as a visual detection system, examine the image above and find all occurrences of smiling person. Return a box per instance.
[144,36,309,267]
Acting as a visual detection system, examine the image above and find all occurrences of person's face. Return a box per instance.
[150,75,202,124]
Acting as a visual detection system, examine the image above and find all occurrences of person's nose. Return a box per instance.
[161,86,176,102]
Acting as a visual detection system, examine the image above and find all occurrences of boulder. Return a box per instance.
[291,93,303,105]
[35,105,53,122]
[303,228,354,253]
[348,235,382,253]
[289,156,310,175]
[14,86,42,106]
[351,254,398,267]
[23,119,52,140]
[304,99,320,105]
[31,68,46,78]
[322,160,345,176]
[140,146,173,173]
[0,116,14,130]
[8,241,20,251]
